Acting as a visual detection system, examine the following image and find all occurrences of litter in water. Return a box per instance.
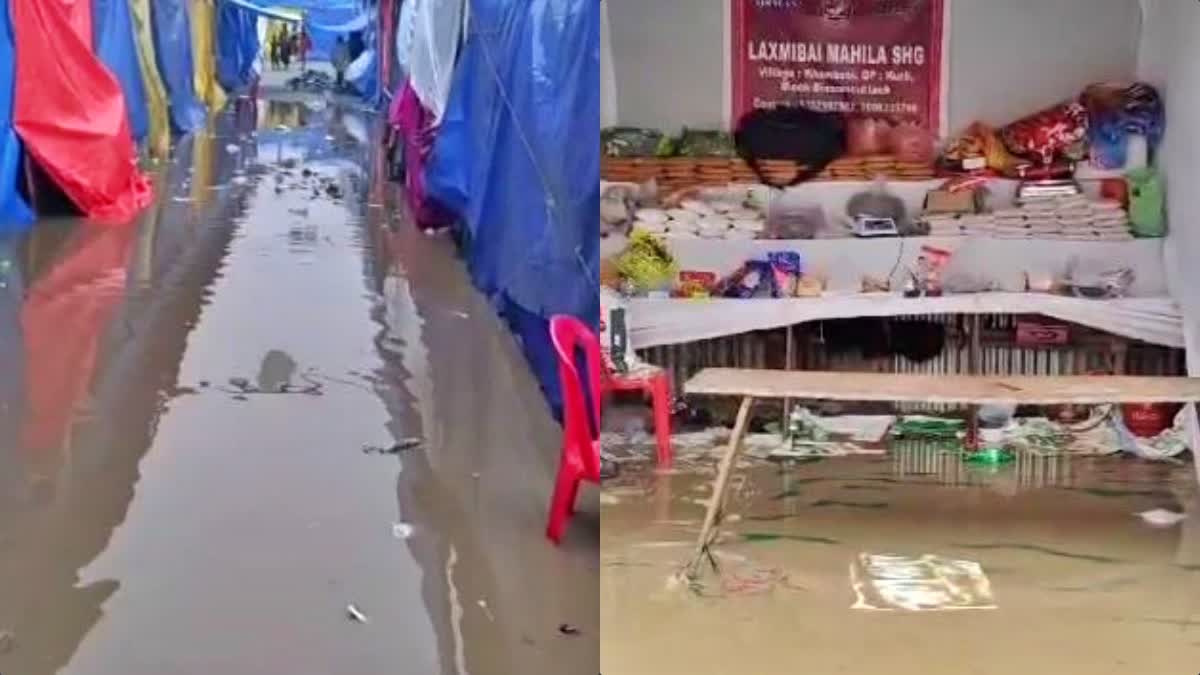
[477,599,495,622]
[362,438,423,455]
[851,553,996,612]
[346,604,369,623]
[1136,508,1187,527]
[225,144,241,154]
[392,522,415,539]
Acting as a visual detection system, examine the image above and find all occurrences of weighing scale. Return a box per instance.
[852,216,900,238]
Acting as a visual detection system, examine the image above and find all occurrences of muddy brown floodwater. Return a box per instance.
[602,447,1200,674]
[0,96,597,675]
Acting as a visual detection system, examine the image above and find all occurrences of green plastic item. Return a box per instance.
[1127,167,1165,238]
[891,416,965,440]
[964,447,1015,465]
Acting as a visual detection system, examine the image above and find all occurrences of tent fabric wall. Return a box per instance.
[425,0,600,409]
[407,0,466,120]
[0,0,33,233]
[12,0,153,223]
[128,0,171,158]
[190,0,227,112]
[94,0,151,142]
[150,0,207,132]
[215,0,263,92]
[378,0,396,94]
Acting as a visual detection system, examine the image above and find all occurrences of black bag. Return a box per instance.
[734,106,846,188]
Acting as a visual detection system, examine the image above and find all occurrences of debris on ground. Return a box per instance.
[287,70,358,96]
[558,623,581,636]
[477,599,495,622]
[1136,508,1187,527]
[346,604,369,623]
[362,438,424,455]
[391,522,415,539]
[0,630,14,654]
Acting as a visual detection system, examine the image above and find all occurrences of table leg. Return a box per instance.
[687,395,754,578]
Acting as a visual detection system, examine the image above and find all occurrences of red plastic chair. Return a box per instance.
[547,315,604,544]
[602,368,673,469]
[598,316,673,468]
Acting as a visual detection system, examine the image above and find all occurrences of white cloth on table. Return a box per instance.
[629,292,1185,350]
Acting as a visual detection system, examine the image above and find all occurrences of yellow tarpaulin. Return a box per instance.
[190,0,227,113]
[190,122,215,210]
[128,0,171,159]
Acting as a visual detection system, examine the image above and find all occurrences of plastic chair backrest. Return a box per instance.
[549,315,602,478]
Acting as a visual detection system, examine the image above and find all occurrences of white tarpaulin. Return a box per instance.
[630,293,1184,350]
[408,0,467,119]
[395,0,417,78]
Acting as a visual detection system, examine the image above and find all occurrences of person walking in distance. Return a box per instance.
[332,36,351,89]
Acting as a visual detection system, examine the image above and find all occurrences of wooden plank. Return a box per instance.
[685,368,1200,405]
[688,395,754,579]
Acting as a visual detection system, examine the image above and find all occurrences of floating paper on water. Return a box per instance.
[851,553,996,612]
[1136,508,1187,527]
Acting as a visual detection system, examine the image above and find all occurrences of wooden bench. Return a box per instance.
[683,368,1200,578]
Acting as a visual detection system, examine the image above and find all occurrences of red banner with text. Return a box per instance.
[732,0,947,133]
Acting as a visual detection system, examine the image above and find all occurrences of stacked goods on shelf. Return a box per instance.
[828,155,937,181]
[601,128,937,188]
[601,157,661,183]
[992,196,1132,241]
[920,197,1132,240]
[632,195,767,241]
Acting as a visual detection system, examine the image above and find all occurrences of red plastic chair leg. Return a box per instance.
[546,461,580,544]
[650,374,673,468]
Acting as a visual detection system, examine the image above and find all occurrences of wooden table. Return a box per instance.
[683,368,1200,578]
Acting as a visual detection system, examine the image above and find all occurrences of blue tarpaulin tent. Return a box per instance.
[425,0,600,413]
[0,0,32,232]
[216,0,262,91]
[94,0,150,142]
[150,0,207,132]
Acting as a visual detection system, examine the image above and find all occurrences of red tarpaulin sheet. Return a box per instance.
[12,0,153,223]
[22,223,136,452]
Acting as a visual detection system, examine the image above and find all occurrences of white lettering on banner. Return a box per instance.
[825,43,889,65]
[748,41,926,67]
[747,40,824,63]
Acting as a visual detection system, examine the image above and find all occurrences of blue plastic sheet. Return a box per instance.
[94,0,150,143]
[0,0,32,233]
[426,0,600,411]
[306,6,361,61]
[150,0,207,132]
[216,0,261,92]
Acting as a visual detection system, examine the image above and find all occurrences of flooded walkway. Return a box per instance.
[602,449,1200,674]
[0,96,597,674]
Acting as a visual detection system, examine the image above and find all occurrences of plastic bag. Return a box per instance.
[766,196,825,239]
[1082,82,1164,170]
[846,117,891,156]
[940,240,998,293]
[1063,257,1135,299]
[890,122,935,163]
[675,128,736,158]
[602,127,664,158]
[847,178,906,223]
[1001,100,1089,165]
[1127,167,1165,237]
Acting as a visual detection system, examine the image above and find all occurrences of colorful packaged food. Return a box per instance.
[1000,101,1089,165]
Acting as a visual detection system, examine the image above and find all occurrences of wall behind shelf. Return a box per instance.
[1137,0,1200,371]
[604,0,1141,134]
